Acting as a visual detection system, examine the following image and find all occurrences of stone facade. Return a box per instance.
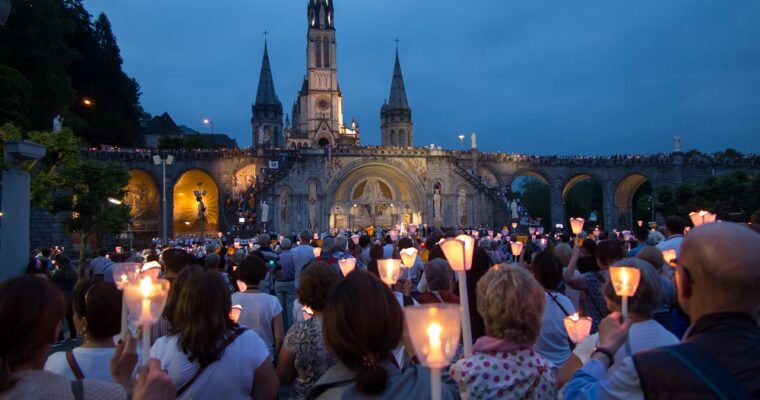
[87,148,760,238]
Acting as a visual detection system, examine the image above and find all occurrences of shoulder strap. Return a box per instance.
[176,327,247,397]
[545,290,571,317]
[65,350,85,380]
[661,343,750,400]
[70,379,84,400]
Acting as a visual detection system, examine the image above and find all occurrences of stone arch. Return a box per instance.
[509,169,551,228]
[325,158,426,228]
[614,173,651,230]
[173,169,219,237]
[562,173,605,227]
[125,169,159,233]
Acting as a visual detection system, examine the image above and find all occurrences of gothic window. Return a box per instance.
[323,39,330,68]
[390,130,396,146]
[399,129,405,147]
[315,39,322,68]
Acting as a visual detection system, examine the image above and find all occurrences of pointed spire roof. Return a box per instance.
[255,41,280,106]
[387,49,410,110]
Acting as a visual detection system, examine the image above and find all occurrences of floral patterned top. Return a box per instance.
[284,315,335,400]
[450,347,556,399]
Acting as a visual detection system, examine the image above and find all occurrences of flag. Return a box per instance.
[268,160,279,169]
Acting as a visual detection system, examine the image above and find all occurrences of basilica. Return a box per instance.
[99,0,741,242]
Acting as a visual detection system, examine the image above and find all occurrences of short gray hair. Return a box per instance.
[205,253,221,270]
[425,258,453,291]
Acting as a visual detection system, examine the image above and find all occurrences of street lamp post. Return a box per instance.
[203,118,214,134]
[153,155,174,245]
[457,134,465,150]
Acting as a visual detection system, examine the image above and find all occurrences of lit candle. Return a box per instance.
[662,249,677,268]
[301,305,314,321]
[563,313,593,343]
[404,304,461,400]
[439,236,474,357]
[622,230,631,241]
[569,218,584,246]
[400,247,419,280]
[139,277,153,323]
[337,257,356,277]
[351,235,360,245]
[377,259,402,286]
[689,210,717,227]
[312,247,322,259]
[609,266,641,320]
[510,241,524,262]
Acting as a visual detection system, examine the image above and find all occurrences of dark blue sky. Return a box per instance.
[86,0,760,155]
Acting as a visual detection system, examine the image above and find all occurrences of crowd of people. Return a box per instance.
[2,216,760,399]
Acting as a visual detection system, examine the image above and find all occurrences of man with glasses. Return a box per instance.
[565,222,760,399]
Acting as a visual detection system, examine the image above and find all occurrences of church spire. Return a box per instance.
[255,40,279,106]
[387,48,410,110]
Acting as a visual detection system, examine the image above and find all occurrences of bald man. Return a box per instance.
[565,222,760,399]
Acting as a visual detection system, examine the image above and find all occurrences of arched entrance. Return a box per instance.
[614,173,652,230]
[563,174,604,229]
[326,161,425,229]
[510,171,550,230]
[173,169,219,238]
[124,169,159,233]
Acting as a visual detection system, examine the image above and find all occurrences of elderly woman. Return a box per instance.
[556,258,678,387]
[416,259,459,304]
[449,264,556,398]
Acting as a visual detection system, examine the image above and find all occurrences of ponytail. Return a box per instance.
[354,353,388,394]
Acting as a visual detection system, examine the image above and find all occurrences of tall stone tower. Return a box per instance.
[381,48,413,147]
[288,0,358,148]
[251,40,284,148]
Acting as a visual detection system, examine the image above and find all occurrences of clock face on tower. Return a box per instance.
[316,97,330,111]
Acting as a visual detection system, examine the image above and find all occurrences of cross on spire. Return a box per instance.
[394,37,399,52]
[263,29,269,43]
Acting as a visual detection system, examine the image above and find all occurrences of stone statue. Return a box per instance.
[308,182,317,229]
[261,201,269,223]
[360,178,389,202]
[433,188,442,219]
[673,135,682,152]
[52,115,63,132]
[280,197,288,223]
[457,189,467,226]
[510,200,519,219]
[471,131,477,149]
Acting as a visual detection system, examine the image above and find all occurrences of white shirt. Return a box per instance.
[536,291,576,367]
[291,245,315,288]
[45,347,117,382]
[231,291,283,356]
[151,330,269,400]
[612,319,678,372]
[656,235,684,258]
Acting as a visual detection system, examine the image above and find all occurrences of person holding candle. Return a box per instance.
[416,259,459,305]
[450,264,556,398]
[45,280,124,382]
[563,240,626,333]
[564,222,760,399]
[308,271,459,399]
[151,270,279,399]
[655,215,687,258]
[531,251,577,369]
[277,262,341,400]
[0,277,128,399]
[556,258,677,387]
[231,255,285,358]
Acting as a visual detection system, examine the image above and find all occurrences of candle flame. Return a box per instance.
[139,276,152,298]
[120,273,128,282]
[570,312,579,321]
[427,322,442,348]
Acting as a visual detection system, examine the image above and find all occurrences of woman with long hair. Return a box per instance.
[151,269,279,399]
[0,277,126,398]
[308,271,459,399]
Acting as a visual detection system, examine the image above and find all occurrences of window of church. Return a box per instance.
[323,39,330,68]
[315,39,322,68]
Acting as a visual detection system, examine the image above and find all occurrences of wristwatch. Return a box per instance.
[592,346,615,367]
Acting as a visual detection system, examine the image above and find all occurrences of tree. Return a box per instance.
[1,123,131,275]
[0,65,32,127]
[656,171,760,224]
[59,159,131,276]
[512,177,550,230]
[565,179,604,226]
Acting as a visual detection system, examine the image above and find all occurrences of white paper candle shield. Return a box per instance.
[563,313,592,343]
[569,218,585,235]
[124,277,170,325]
[510,241,524,257]
[400,247,418,268]
[337,257,356,277]
[662,249,677,267]
[404,304,461,369]
[230,305,242,323]
[689,210,717,227]
[609,266,641,297]
[313,247,322,258]
[377,259,403,286]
